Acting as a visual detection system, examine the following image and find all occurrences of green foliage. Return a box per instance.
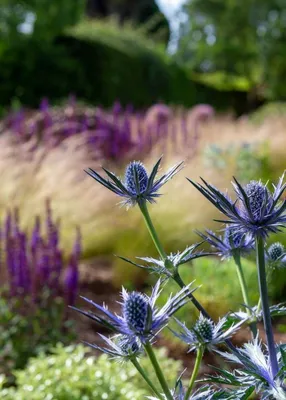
[0,15,248,111]
[0,0,85,44]
[249,102,286,124]
[0,344,182,399]
[176,0,286,101]
[156,257,259,332]
[0,294,75,385]
[203,140,271,183]
[85,0,170,43]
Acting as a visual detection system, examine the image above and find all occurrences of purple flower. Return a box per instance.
[197,226,254,259]
[71,280,195,342]
[188,175,286,239]
[63,256,79,306]
[85,157,184,208]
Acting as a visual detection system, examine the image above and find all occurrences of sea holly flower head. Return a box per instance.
[71,280,196,342]
[171,314,242,352]
[188,174,286,239]
[119,242,210,278]
[197,226,254,259]
[85,157,184,208]
[84,333,143,361]
[215,338,286,399]
[267,242,286,269]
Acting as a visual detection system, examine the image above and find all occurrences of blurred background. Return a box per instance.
[0,0,286,398]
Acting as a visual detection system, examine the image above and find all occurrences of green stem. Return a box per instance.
[256,297,262,314]
[131,358,163,399]
[139,200,167,260]
[144,342,173,400]
[184,346,204,400]
[173,273,212,320]
[138,201,238,355]
[233,253,257,337]
[255,236,278,377]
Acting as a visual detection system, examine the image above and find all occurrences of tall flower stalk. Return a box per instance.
[189,176,286,379]
[256,236,279,377]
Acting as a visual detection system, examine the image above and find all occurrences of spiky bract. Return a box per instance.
[71,280,195,343]
[188,175,286,239]
[197,226,254,259]
[85,157,184,208]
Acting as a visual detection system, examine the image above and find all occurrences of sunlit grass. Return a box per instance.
[1,110,286,283]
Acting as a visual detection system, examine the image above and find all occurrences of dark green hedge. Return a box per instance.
[0,29,248,112]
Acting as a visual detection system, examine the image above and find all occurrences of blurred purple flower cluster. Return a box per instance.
[1,97,214,161]
[1,200,80,306]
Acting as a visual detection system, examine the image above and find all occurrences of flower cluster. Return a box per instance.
[2,98,211,162]
[2,200,80,306]
[74,158,286,399]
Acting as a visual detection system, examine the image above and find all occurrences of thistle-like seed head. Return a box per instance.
[268,242,284,262]
[244,181,271,219]
[125,161,148,195]
[194,316,214,342]
[123,292,149,333]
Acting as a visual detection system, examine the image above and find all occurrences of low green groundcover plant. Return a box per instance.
[0,344,182,400]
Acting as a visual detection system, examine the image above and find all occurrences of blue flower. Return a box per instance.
[71,280,196,342]
[171,314,243,352]
[85,157,184,208]
[267,242,286,269]
[197,226,254,259]
[188,175,286,239]
[216,337,286,399]
[84,333,143,361]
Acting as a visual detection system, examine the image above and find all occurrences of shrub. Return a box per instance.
[0,344,182,399]
[0,19,245,111]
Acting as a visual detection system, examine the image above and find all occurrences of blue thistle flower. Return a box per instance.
[268,243,284,261]
[85,157,184,208]
[84,333,143,361]
[267,242,286,269]
[215,338,286,399]
[171,314,243,352]
[197,226,254,259]
[71,280,196,342]
[188,174,286,239]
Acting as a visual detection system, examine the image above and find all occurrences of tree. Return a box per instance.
[175,0,286,99]
[85,0,170,43]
